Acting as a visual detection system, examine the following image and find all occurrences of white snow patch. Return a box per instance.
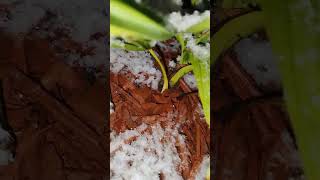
[176,55,182,62]
[234,38,282,90]
[166,10,210,32]
[110,101,114,114]
[110,123,185,180]
[168,60,177,68]
[184,73,198,90]
[184,33,210,60]
[110,48,162,90]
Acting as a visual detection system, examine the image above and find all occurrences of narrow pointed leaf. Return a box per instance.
[259,0,320,178]
[110,0,173,42]
[212,11,264,64]
[190,54,210,125]
[186,16,210,33]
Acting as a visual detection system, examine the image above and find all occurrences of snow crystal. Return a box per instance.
[184,73,198,90]
[194,155,210,180]
[110,48,162,90]
[166,10,210,32]
[110,123,184,180]
[110,101,114,114]
[234,38,282,90]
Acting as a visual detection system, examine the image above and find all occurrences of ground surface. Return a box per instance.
[110,40,210,179]
[0,32,107,180]
[213,9,305,180]
[0,1,108,179]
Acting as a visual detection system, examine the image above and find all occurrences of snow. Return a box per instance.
[184,73,198,90]
[194,155,210,180]
[0,0,108,69]
[166,10,210,32]
[184,33,210,60]
[110,101,114,114]
[110,123,185,180]
[110,48,162,90]
[234,38,282,90]
[168,60,177,68]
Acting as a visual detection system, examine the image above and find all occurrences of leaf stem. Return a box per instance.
[170,65,193,87]
[149,49,169,93]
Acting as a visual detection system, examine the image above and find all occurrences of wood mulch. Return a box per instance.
[212,45,304,180]
[212,8,305,180]
[110,40,210,179]
[0,31,107,180]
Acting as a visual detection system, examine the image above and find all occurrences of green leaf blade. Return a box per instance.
[110,0,173,42]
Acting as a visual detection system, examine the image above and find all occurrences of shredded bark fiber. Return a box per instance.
[0,32,107,179]
[213,53,304,180]
[110,41,210,179]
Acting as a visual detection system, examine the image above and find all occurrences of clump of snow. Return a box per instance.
[110,48,162,90]
[110,123,185,180]
[166,10,210,32]
[183,33,210,60]
[234,38,282,90]
[184,73,198,90]
[110,101,114,114]
[195,155,210,180]
[168,60,177,68]
[176,55,182,62]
